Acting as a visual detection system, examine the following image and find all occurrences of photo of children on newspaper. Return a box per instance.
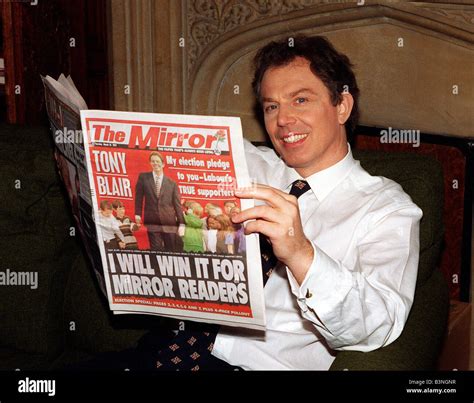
[182,200,245,255]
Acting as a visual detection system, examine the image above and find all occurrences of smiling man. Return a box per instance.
[77,36,423,371]
[209,35,423,369]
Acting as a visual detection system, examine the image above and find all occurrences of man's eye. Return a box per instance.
[264,104,277,113]
[295,97,307,104]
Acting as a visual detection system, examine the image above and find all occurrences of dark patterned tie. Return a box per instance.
[155,321,222,371]
[155,180,311,370]
[290,179,311,199]
[259,179,311,284]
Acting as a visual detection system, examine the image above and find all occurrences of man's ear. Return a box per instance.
[337,92,354,125]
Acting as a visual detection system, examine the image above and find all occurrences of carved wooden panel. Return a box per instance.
[184,0,474,139]
[109,1,474,135]
[186,0,327,77]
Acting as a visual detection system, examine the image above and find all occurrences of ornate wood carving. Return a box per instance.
[422,9,474,26]
[186,0,327,77]
[186,0,474,79]
[413,5,474,30]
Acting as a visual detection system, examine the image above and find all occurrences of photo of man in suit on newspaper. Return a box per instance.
[134,151,185,252]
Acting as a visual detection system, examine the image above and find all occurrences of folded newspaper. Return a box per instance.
[42,75,266,330]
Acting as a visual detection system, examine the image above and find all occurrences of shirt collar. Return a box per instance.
[284,143,356,201]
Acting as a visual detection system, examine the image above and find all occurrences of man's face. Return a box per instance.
[150,155,163,175]
[260,57,349,177]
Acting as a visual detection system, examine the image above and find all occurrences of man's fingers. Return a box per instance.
[258,184,301,203]
[243,220,280,238]
[232,205,282,224]
[235,184,298,207]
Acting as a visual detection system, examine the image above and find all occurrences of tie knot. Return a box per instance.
[289,180,310,199]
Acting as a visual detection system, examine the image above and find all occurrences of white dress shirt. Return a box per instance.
[211,139,423,370]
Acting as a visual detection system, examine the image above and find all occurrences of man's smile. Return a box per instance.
[281,132,309,145]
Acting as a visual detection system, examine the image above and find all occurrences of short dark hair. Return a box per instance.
[149,151,164,163]
[252,35,360,139]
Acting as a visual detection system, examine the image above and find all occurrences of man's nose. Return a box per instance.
[277,105,296,127]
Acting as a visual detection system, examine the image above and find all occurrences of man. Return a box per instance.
[135,152,185,251]
[81,35,421,371]
[208,35,422,369]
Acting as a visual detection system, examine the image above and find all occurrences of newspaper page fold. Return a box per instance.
[41,75,106,294]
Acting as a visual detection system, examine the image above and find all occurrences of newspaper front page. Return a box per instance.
[80,110,266,330]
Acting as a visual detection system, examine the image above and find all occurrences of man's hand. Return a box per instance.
[233,184,314,284]
[119,241,126,249]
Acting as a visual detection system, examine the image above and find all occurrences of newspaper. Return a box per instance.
[42,75,266,330]
[42,74,106,295]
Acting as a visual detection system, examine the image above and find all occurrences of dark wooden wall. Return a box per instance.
[1,0,110,125]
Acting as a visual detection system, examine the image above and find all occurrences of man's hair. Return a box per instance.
[252,35,360,139]
[149,151,164,163]
[100,200,113,210]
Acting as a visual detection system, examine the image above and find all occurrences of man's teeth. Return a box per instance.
[283,133,308,143]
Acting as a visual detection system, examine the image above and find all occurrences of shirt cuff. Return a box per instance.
[286,240,353,336]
